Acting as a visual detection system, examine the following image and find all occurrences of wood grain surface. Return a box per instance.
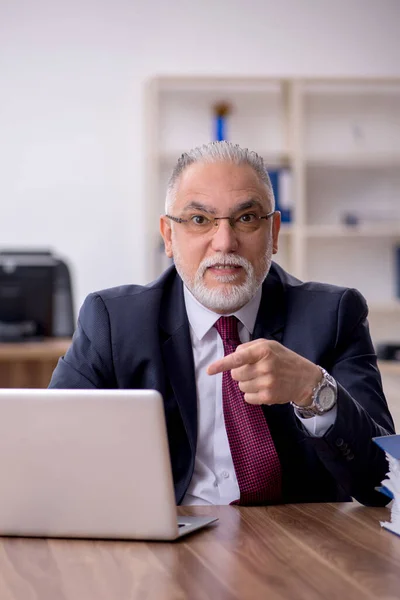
[0,503,398,600]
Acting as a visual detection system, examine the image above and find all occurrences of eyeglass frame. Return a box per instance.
[164,210,277,232]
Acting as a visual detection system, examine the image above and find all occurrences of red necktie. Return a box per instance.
[215,316,282,505]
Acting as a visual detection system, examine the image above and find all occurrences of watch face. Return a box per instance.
[318,385,336,411]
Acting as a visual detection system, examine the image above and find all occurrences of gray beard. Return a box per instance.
[173,248,272,313]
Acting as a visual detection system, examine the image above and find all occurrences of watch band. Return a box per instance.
[291,366,337,419]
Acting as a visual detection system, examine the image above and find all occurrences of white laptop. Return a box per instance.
[0,389,218,540]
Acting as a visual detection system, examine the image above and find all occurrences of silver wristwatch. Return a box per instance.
[291,367,337,419]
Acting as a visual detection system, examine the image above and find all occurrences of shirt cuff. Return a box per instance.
[295,405,337,437]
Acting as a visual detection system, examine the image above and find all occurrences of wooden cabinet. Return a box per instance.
[0,339,71,388]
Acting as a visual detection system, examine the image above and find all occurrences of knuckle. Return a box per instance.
[257,362,269,377]
[236,343,247,353]
[244,393,257,404]
[264,374,275,388]
[232,352,243,367]
[238,381,246,392]
[231,369,240,381]
[258,340,272,360]
[259,389,271,404]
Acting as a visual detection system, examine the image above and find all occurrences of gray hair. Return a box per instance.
[165,141,275,212]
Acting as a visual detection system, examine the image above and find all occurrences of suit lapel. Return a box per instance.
[159,274,198,456]
[253,266,286,343]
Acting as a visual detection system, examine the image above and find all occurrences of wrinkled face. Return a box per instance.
[160,161,280,314]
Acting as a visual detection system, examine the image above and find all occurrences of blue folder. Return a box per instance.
[375,486,395,500]
[372,434,400,459]
[268,169,292,223]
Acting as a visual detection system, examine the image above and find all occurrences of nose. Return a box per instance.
[210,219,239,254]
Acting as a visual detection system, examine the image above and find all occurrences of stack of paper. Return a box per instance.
[373,434,400,537]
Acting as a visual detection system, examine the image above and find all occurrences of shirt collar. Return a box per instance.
[183,284,262,342]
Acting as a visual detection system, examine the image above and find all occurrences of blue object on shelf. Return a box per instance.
[268,168,293,223]
[213,102,231,142]
[215,115,226,141]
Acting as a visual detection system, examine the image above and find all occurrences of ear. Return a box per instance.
[272,211,281,254]
[160,216,173,258]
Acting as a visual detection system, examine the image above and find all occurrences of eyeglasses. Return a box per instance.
[165,211,276,235]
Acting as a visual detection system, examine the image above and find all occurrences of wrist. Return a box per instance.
[297,364,324,408]
[291,366,337,419]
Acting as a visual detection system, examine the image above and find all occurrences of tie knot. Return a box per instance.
[214,316,241,346]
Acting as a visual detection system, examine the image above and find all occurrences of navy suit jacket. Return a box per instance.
[49,263,395,506]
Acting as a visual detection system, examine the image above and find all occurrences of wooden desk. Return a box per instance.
[0,503,399,599]
[0,339,71,388]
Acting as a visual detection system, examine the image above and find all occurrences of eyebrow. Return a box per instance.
[182,201,218,215]
[234,199,265,212]
[182,198,265,215]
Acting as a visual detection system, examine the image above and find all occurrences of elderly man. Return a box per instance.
[50,141,395,506]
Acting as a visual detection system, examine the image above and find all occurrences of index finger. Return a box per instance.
[207,345,264,376]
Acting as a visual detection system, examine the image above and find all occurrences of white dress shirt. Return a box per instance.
[181,285,337,505]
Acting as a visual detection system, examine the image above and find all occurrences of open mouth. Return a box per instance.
[207,264,243,274]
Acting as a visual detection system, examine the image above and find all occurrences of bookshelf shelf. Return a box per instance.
[378,360,400,376]
[304,224,400,239]
[145,76,400,346]
[369,301,400,313]
[160,150,292,169]
[306,154,400,169]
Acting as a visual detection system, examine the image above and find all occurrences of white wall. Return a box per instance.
[1,0,400,316]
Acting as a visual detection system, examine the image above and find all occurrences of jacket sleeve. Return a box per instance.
[307,288,395,506]
[49,293,117,389]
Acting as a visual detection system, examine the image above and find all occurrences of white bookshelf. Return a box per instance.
[144,76,400,346]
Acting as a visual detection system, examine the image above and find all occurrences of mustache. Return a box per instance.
[197,254,253,277]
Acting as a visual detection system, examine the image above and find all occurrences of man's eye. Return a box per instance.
[190,215,210,225]
[238,213,257,223]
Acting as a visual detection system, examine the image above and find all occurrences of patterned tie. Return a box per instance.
[214,316,282,505]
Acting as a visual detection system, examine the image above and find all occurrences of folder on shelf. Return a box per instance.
[373,434,400,537]
[268,168,292,223]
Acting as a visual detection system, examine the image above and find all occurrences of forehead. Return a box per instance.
[174,161,270,211]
